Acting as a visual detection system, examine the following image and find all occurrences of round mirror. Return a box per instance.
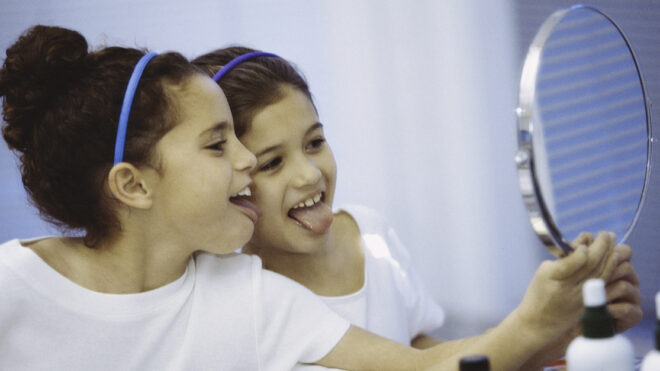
[515,5,649,257]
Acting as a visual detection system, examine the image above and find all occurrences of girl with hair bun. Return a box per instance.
[193,46,643,370]
[0,25,454,371]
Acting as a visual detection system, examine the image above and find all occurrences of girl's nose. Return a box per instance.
[292,156,321,188]
[234,141,257,173]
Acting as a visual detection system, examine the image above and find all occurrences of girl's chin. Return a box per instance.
[235,230,255,251]
[212,228,255,255]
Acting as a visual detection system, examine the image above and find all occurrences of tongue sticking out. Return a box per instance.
[288,202,334,233]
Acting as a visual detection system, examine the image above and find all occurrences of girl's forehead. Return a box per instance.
[239,87,319,148]
[173,75,231,121]
[252,90,318,128]
[175,74,223,105]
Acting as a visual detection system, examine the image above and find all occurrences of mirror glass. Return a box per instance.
[516,5,649,256]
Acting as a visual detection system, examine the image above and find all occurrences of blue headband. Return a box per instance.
[113,52,159,165]
[212,51,280,82]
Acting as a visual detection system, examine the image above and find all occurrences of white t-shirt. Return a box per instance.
[293,205,445,371]
[325,204,444,344]
[0,238,350,371]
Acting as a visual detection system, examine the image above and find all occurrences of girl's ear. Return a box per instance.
[107,163,154,209]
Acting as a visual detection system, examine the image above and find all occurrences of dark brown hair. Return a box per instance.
[192,46,314,137]
[0,25,200,246]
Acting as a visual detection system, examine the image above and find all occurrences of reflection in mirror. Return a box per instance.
[516,5,649,257]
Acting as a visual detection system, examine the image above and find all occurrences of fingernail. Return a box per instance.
[609,232,616,244]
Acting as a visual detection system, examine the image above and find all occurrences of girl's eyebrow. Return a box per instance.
[199,121,228,139]
[308,122,323,134]
[254,122,323,158]
[255,144,279,159]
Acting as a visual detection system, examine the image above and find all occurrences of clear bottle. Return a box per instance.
[459,355,490,371]
[640,292,660,371]
[565,278,634,371]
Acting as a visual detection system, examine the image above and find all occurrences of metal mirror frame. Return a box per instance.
[515,4,651,258]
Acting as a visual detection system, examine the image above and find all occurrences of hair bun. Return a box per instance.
[1,25,88,152]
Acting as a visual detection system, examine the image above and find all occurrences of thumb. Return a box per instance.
[548,244,588,280]
[571,232,594,249]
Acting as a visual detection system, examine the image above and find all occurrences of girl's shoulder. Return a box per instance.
[0,236,74,278]
[334,204,388,235]
[334,204,412,267]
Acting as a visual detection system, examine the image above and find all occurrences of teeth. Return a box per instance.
[293,193,323,209]
[233,187,251,197]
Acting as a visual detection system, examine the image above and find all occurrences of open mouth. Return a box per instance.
[230,187,261,223]
[287,192,333,233]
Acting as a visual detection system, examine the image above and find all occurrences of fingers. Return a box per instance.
[571,232,594,249]
[608,302,643,332]
[547,245,588,280]
[586,231,615,271]
[574,231,616,282]
[597,248,619,283]
[606,280,642,305]
[606,278,642,333]
[609,261,640,286]
[547,231,621,284]
[612,243,632,263]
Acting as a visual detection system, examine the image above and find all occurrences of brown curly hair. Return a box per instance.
[192,46,315,137]
[0,25,200,246]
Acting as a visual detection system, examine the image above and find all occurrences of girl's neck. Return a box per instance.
[251,211,365,296]
[26,233,190,294]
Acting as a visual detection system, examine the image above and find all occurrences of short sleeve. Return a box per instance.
[253,260,351,370]
[340,204,445,339]
[383,218,445,338]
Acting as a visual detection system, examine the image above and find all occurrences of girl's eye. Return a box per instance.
[259,157,282,172]
[307,137,326,150]
[206,140,227,153]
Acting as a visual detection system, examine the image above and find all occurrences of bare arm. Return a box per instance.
[318,324,548,371]
[420,308,551,371]
[315,326,423,371]
[316,325,531,371]
[411,334,443,349]
[317,232,619,371]
[424,232,619,371]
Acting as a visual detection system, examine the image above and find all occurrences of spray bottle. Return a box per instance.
[565,278,634,370]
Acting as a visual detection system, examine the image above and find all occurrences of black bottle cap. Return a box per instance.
[459,355,490,371]
[582,305,616,338]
